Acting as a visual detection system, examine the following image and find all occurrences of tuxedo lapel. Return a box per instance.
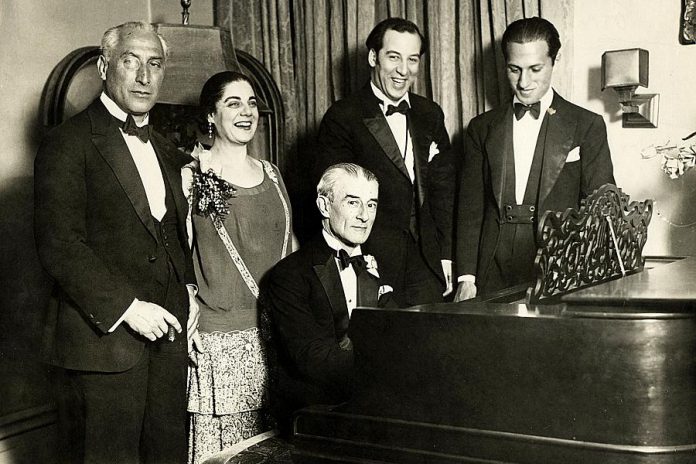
[311,239,350,335]
[151,132,189,229]
[360,89,411,181]
[407,104,428,207]
[538,94,576,207]
[485,106,514,212]
[89,102,157,240]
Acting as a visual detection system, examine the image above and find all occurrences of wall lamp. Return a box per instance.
[601,48,659,128]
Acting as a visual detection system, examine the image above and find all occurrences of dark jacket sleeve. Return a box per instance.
[425,103,456,260]
[455,117,487,278]
[267,259,353,392]
[314,103,359,182]
[580,113,615,195]
[34,128,136,332]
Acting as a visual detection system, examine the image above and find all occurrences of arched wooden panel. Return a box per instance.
[40,25,284,167]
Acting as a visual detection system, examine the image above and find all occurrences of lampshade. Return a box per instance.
[153,24,242,106]
[601,48,649,90]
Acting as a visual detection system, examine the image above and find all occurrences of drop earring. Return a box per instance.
[207,122,214,138]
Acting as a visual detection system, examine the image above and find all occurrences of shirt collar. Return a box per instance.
[370,81,410,113]
[322,229,362,257]
[512,86,554,117]
[100,92,149,126]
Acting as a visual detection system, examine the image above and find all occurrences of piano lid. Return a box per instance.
[562,255,696,306]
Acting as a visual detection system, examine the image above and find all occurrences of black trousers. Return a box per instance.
[61,279,189,464]
[482,222,537,296]
[401,233,444,306]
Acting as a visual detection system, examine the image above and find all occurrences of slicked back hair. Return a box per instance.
[317,163,379,202]
[365,17,427,56]
[199,71,255,118]
[101,21,169,62]
[502,17,561,64]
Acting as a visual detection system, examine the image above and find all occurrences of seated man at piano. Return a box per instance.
[266,162,394,428]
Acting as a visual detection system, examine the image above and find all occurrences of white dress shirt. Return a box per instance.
[370,82,415,182]
[458,87,554,285]
[100,93,171,333]
[100,92,167,221]
[323,230,361,318]
[512,87,554,204]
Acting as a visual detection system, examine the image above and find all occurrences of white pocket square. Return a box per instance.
[378,285,393,298]
[427,142,439,163]
[566,147,581,163]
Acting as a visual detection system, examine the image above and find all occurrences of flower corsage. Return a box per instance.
[184,144,236,224]
[364,254,379,278]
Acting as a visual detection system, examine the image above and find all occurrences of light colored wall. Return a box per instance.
[571,0,696,256]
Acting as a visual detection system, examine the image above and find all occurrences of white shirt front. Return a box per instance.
[512,87,554,204]
[371,82,415,182]
[100,92,167,221]
[101,92,168,333]
[323,230,361,318]
[458,87,555,285]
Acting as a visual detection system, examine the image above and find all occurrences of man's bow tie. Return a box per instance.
[513,101,541,120]
[337,249,366,272]
[122,114,150,143]
[385,100,410,116]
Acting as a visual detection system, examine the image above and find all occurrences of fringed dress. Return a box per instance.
[184,155,292,464]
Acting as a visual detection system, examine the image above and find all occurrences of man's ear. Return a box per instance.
[553,52,561,65]
[97,55,108,81]
[367,49,377,68]
[316,195,331,219]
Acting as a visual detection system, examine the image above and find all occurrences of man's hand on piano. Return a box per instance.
[454,281,477,302]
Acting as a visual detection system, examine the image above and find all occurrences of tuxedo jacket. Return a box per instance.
[266,235,392,407]
[315,84,456,286]
[456,91,615,287]
[34,99,195,373]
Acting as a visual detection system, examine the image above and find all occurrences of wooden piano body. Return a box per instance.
[292,186,696,463]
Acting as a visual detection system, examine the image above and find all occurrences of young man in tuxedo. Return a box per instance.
[34,21,199,463]
[267,163,393,427]
[455,17,615,301]
[315,18,456,307]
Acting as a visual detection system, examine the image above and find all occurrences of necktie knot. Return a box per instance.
[122,114,150,143]
[337,249,366,273]
[385,100,410,116]
[514,101,541,121]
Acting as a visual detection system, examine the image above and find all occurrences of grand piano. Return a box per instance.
[291,185,696,463]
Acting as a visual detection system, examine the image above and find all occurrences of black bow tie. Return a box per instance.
[385,100,410,116]
[122,114,150,143]
[513,101,541,120]
[337,249,366,272]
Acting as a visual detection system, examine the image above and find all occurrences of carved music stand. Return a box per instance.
[527,183,653,303]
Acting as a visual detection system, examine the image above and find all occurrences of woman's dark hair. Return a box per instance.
[199,71,255,117]
[502,17,561,64]
[365,17,427,56]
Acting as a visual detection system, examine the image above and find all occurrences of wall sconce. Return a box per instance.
[601,48,659,128]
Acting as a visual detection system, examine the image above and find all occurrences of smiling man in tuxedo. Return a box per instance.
[455,17,615,301]
[34,21,198,463]
[267,163,394,428]
[315,17,456,307]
